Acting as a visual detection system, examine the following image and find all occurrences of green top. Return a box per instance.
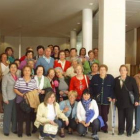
[38,77,51,89]
[83,59,99,75]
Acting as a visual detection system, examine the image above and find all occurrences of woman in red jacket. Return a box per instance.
[69,64,89,101]
[54,50,71,72]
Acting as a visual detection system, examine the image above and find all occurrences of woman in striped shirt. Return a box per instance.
[14,66,38,137]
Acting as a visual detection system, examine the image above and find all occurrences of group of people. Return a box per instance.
[0,45,140,140]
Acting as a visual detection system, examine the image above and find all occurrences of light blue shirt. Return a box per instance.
[43,55,51,63]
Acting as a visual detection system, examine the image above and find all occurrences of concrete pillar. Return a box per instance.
[82,9,93,54]
[70,31,77,48]
[99,0,125,77]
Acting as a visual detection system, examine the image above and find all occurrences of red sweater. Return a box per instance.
[54,60,71,72]
[69,75,89,100]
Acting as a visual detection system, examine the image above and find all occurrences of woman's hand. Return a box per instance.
[85,122,90,127]
[80,121,86,126]
[4,101,9,104]
[75,119,79,124]
[40,90,45,94]
[135,102,139,106]
[59,91,64,96]
[65,120,69,126]
[63,106,69,113]
[108,97,112,102]
[49,120,56,125]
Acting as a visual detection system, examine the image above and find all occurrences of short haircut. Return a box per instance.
[5,47,14,53]
[70,48,77,52]
[75,64,84,72]
[26,47,33,52]
[25,50,34,56]
[0,53,7,62]
[55,67,63,73]
[64,49,70,53]
[68,90,78,98]
[99,64,108,71]
[119,65,128,72]
[48,44,53,47]
[88,50,94,56]
[36,45,45,51]
[53,45,60,50]
[93,48,98,51]
[35,65,45,75]
[9,62,18,69]
[21,65,32,77]
[91,63,99,68]
[14,59,20,63]
[58,50,65,58]
[47,68,55,76]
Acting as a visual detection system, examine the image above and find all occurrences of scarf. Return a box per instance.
[82,98,92,115]
[34,75,44,89]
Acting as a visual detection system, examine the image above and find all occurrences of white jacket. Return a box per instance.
[77,99,99,123]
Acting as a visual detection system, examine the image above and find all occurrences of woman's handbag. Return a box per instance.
[123,82,134,105]
[20,99,31,113]
[43,123,58,135]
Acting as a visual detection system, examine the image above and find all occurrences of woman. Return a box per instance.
[34,91,69,140]
[79,47,88,61]
[133,71,140,134]
[90,64,114,133]
[5,47,15,63]
[55,67,70,101]
[47,68,59,101]
[14,66,38,137]
[14,59,21,77]
[35,65,52,103]
[66,57,78,78]
[59,90,78,137]
[83,50,99,75]
[77,89,103,140]
[54,50,71,72]
[114,65,139,137]
[88,63,99,80]
[51,45,60,60]
[69,64,89,101]
[0,53,9,113]
[2,63,18,136]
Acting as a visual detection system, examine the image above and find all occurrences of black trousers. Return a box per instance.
[98,104,110,131]
[118,106,134,134]
[59,118,77,130]
[77,119,100,135]
[16,103,31,135]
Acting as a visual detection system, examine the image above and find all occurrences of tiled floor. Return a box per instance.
[0,108,140,140]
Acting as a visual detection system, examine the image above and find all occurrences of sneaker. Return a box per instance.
[39,134,44,140]
[92,134,99,140]
[49,136,58,140]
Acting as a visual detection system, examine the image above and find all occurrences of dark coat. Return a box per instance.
[114,76,139,109]
[90,74,114,105]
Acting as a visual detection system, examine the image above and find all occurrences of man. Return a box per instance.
[70,48,81,63]
[36,47,54,75]
[34,45,44,60]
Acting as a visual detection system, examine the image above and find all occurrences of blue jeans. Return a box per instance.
[39,119,62,137]
[135,105,140,131]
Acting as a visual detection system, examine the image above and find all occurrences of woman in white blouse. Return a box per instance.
[77,89,103,140]
[35,91,69,140]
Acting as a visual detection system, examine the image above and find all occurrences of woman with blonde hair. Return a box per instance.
[69,64,89,101]
[59,90,78,137]
[34,91,69,140]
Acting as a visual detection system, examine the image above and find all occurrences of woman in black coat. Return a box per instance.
[114,65,139,137]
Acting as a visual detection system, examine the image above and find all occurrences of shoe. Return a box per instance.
[32,128,38,133]
[18,134,22,137]
[49,136,58,140]
[4,133,9,136]
[80,133,86,137]
[133,129,139,134]
[92,134,99,140]
[127,133,131,137]
[60,132,65,137]
[68,128,72,134]
[26,133,31,136]
[39,134,44,140]
[103,130,108,133]
[118,132,124,135]
[12,131,17,134]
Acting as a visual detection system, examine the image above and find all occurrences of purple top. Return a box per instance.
[19,60,27,70]
[14,77,37,103]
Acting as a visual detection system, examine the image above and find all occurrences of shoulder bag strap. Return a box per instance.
[84,75,89,88]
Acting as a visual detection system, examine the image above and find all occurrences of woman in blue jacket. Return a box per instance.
[59,90,78,137]
[90,64,114,133]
